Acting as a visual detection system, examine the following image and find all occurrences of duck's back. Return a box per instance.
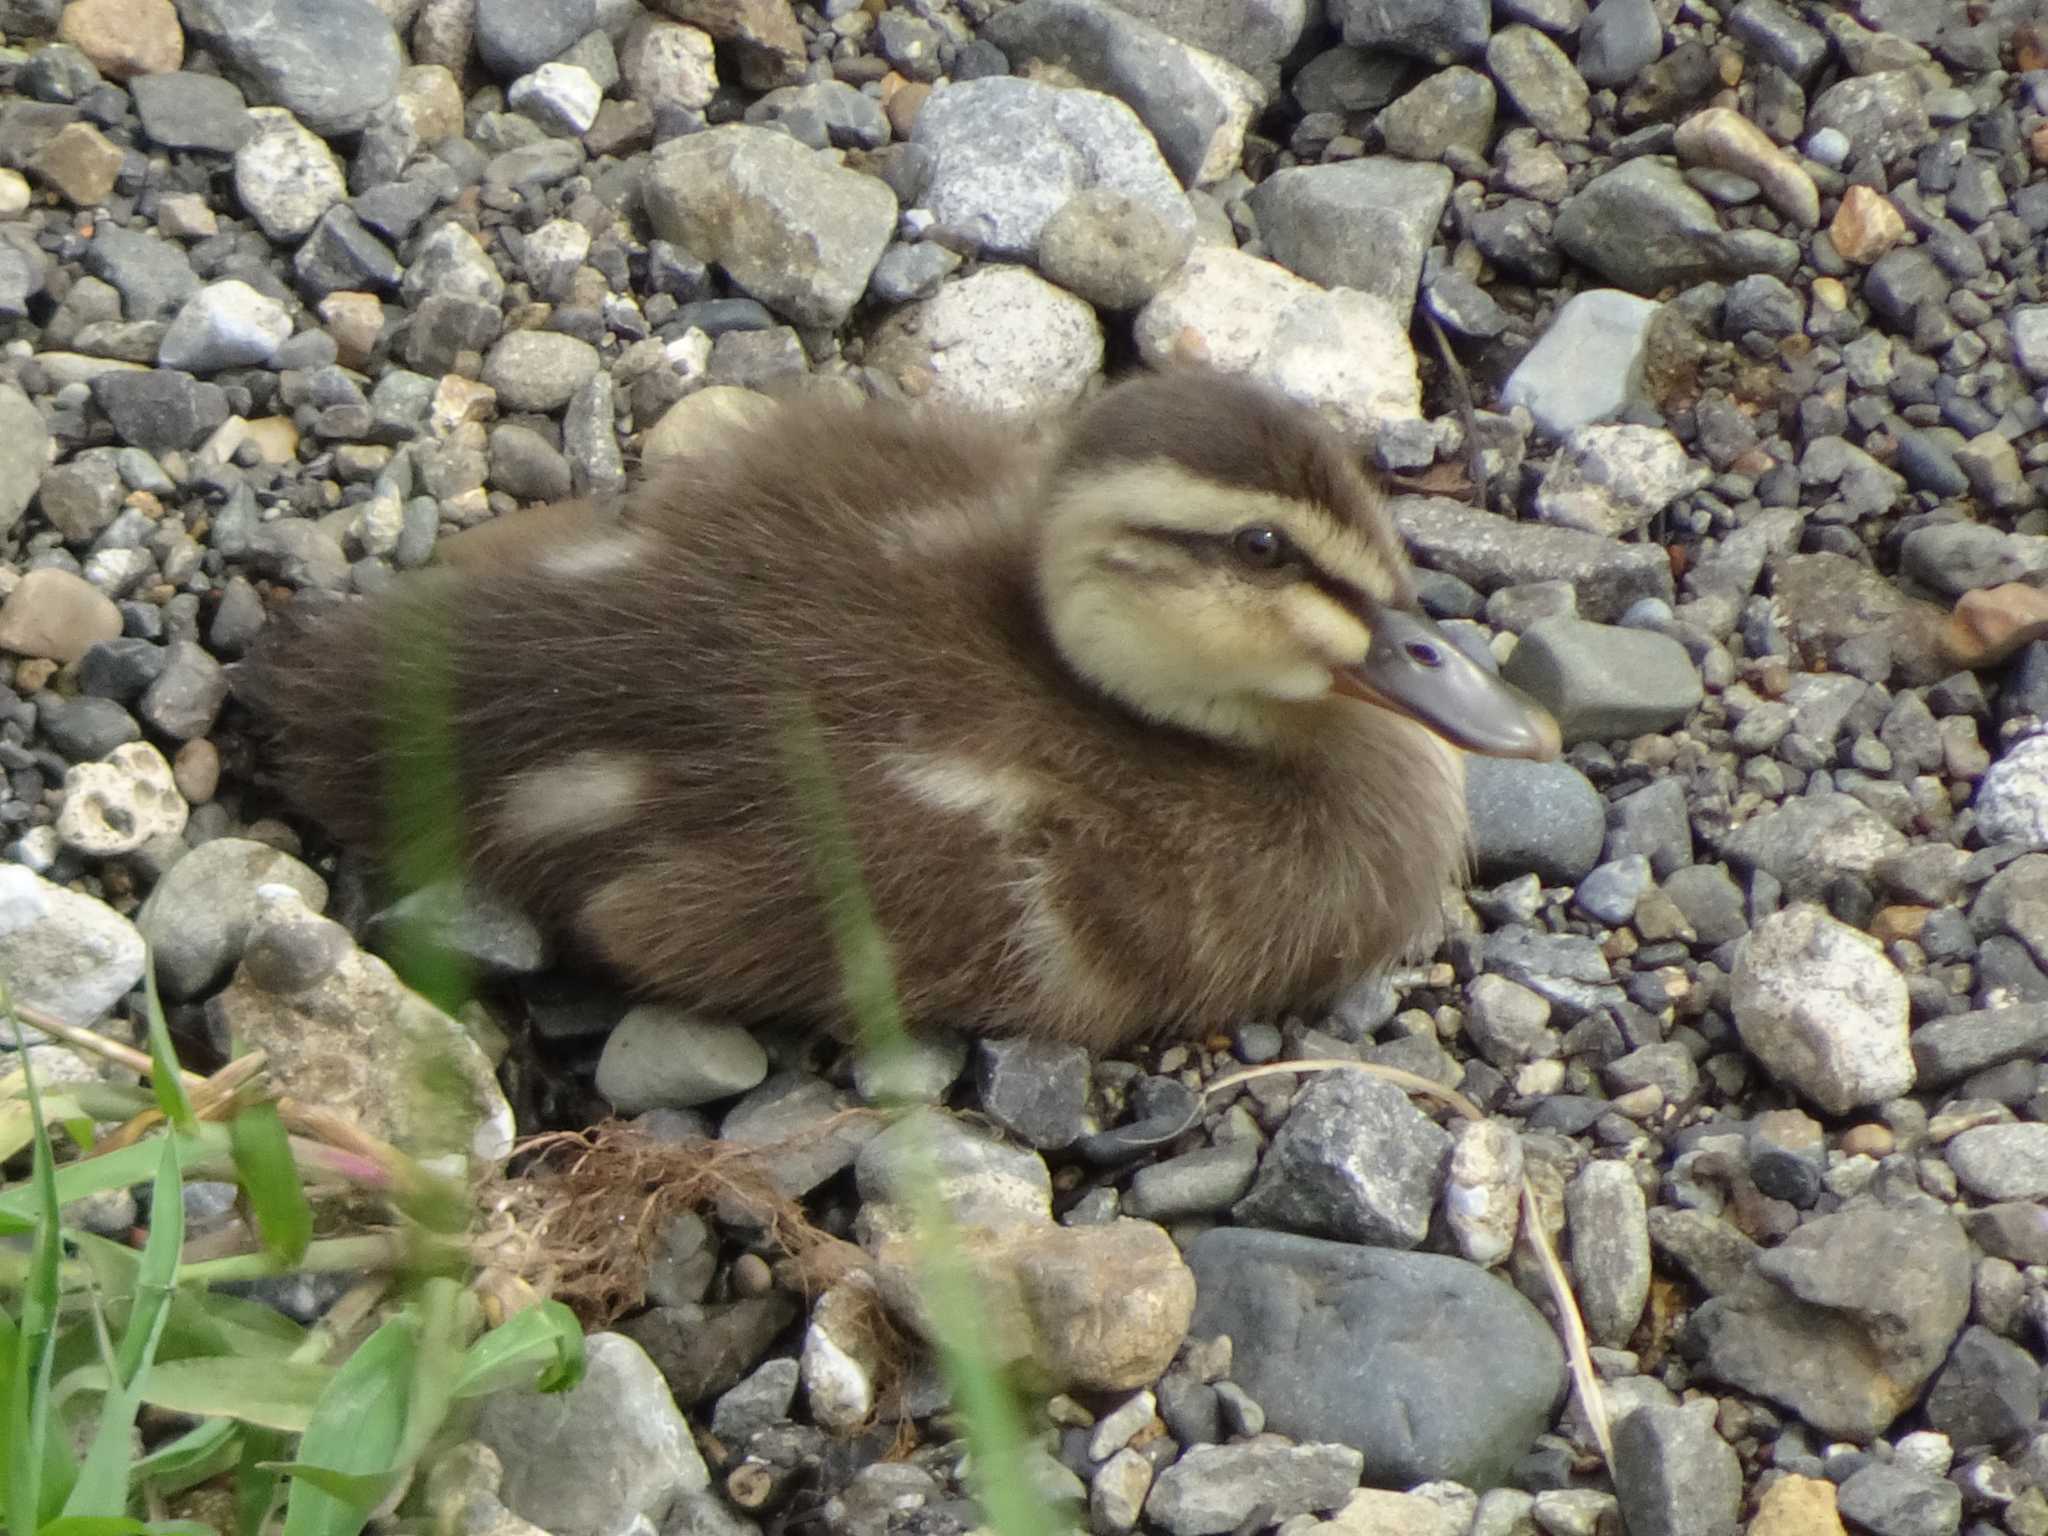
[247,396,1468,1048]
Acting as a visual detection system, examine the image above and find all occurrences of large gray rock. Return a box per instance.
[1329,0,1488,63]
[983,0,1261,187]
[477,1333,708,1536]
[643,125,896,328]
[137,837,330,1001]
[1554,158,1796,294]
[1232,1072,1449,1248]
[1464,755,1605,884]
[1501,289,1661,438]
[1246,158,1450,314]
[1100,0,1309,81]
[1691,1201,1970,1441]
[1184,1227,1564,1489]
[1721,793,1908,902]
[911,77,1193,260]
[172,0,401,135]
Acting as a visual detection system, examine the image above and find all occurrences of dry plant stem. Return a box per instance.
[1203,1058,1617,1472]
[1421,310,1489,507]
[17,998,409,1191]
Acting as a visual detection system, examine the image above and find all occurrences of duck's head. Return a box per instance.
[1033,371,1562,761]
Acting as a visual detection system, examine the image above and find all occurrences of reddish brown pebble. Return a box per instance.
[1942,582,2048,669]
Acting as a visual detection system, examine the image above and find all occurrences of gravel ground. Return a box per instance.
[6,0,2048,1533]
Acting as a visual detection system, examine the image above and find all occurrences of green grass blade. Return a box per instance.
[380,595,473,1018]
[0,1132,226,1237]
[7,1002,78,1534]
[139,956,196,1135]
[64,1135,185,1518]
[277,1312,416,1536]
[227,1101,312,1267]
[233,1428,289,1536]
[777,709,1053,1536]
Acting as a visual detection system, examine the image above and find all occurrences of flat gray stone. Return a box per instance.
[1183,1227,1565,1489]
[1501,289,1661,437]
[1464,754,1606,884]
[1394,496,1675,621]
[1501,618,1701,744]
[1246,157,1450,314]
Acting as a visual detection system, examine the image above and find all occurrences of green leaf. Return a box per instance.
[139,955,196,1136]
[278,1312,416,1536]
[228,1101,311,1267]
[129,1417,241,1497]
[64,1136,185,1519]
[255,1466,398,1509]
[8,1004,79,1536]
[35,1515,156,1536]
[452,1301,585,1400]
[111,1357,334,1433]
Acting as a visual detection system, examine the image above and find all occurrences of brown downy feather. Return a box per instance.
[242,372,1470,1051]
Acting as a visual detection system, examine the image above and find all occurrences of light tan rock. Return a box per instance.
[58,0,183,79]
[1676,106,1819,227]
[29,122,125,206]
[0,568,122,662]
[1830,184,1906,263]
[1748,1474,1846,1536]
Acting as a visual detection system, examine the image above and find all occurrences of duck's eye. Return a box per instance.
[1231,525,1289,569]
[1403,638,1443,666]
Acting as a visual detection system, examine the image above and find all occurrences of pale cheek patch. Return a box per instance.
[497,749,649,842]
[1287,589,1371,669]
[536,533,652,581]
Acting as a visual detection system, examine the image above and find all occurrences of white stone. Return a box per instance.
[800,1276,884,1432]
[1501,288,1661,438]
[158,279,294,373]
[869,266,1104,416]
[1134,244,1421,443]
[618,15,718,113]
[1974,732,2048,850]
[2010,305,2048,380]
[509,62,602,136]
[57,742,188,856]
[1444,1116,1521,1268]
[1731,902,1913,1116]
[0,865,146,1029]
[1533,423,1711,538]
[232,109,347,242]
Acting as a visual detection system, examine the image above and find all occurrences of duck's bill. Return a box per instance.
[1332,609,1562,762]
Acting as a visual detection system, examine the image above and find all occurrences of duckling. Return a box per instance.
[244,369,1559,1052]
